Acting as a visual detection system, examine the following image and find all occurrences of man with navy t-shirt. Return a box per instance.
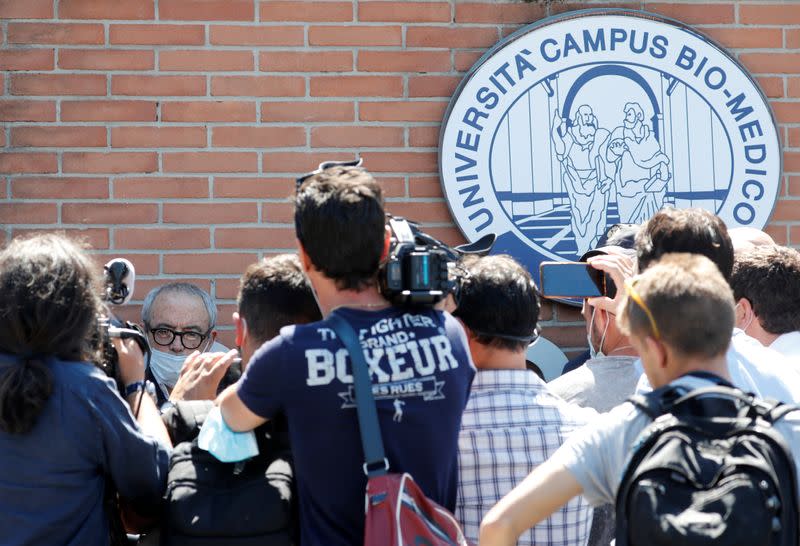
[219,162,475,545]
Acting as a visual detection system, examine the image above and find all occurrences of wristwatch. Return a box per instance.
[124,380,145,397]
[124,380,157,401]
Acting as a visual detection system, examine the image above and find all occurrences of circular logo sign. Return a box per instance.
[440,9,781,286]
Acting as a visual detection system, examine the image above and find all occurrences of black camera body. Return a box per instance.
[379,217,453,306]
[97,316,148,391]
[378,216,496,306]
[96,259,149,393]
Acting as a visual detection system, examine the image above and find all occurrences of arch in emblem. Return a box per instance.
[561,64,662,140]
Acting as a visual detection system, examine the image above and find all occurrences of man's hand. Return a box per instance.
[170,349,238,403]
[113,337,145,387]
[586,252,635,315]
[113,337,173,447]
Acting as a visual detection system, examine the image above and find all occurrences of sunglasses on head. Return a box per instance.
[295,158,363,192]
[624,277,661,340]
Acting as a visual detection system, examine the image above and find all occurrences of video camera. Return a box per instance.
[96,258,150,393]
[378,215,496,306]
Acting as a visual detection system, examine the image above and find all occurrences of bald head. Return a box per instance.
[729,227,775,252]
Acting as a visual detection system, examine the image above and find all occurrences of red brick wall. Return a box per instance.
[1,0,798,352]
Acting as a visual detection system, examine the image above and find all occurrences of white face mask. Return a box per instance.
[149,348,187,389]
[587,306,609,360]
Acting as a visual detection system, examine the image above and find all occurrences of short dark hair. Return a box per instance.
[636,208,734,281]
[294,166,386,291]
[619,253,734,359]
[731,246,800,335]
[238,254,322,345]
[0,234,103,434]
[453,255,540,352]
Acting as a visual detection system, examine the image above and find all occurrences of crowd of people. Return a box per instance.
[1,161,799,546]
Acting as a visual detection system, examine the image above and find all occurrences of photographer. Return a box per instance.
[218,163,475,545]
[0,234,171,546]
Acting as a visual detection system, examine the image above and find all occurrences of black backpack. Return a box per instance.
[160,401,296,546]
[615,384,799,546]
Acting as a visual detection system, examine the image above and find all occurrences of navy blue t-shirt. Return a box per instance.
[238,306,475,546]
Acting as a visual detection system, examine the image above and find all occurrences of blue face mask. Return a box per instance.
[149,349,186,389]
[197,406,259,463]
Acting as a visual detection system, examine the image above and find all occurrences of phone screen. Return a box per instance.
[539,262,605,298]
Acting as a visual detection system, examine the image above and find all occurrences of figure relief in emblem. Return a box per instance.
[606,102,671,225]
[550,105,614,256]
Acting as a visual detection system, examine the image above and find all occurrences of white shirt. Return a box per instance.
[770,331,800,361]
[636,329,800,403]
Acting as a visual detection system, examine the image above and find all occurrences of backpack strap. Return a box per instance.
[627,393,664,420]
[657,386,799,424]
[669,385,757,408]
[162,400,214,445]
[327,313,389,478]
[627,385,683,420]
[765,401,800,424]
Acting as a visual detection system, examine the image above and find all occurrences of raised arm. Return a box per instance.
[217,383,267,432]
[114,337,171,448]
[551,109,569,159]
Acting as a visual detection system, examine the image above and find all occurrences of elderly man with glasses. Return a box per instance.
[141,282,229,408]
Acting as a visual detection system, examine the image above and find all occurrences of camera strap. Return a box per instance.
[327,313,389,478]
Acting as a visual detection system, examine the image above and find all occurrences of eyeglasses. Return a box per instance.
[295,158,363,192]
[148,327,210,350]
[623,278,661,340]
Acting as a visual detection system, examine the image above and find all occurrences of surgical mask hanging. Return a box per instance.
[148,348,186,389]
[198,406,259,463]
[588,306,609,360]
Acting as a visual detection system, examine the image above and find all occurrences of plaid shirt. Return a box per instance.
[456,369,594,545]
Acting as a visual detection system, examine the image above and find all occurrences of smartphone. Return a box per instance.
[539,261,606,298]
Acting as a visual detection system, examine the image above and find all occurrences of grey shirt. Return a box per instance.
[549,355,641,546]
[549,355,640,413]
[557,374,800,507]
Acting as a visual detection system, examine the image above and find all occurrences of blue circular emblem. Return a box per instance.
[439,9,781,289]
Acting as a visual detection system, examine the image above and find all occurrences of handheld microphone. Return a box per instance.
[104,258,135,305]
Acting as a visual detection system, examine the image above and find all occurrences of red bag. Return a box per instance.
[364,473,472,546]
